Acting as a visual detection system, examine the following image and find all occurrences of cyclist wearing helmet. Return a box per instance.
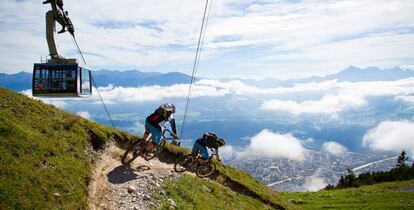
[191,132,225,162]
[142,103,179,152]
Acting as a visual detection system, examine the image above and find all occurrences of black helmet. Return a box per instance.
[203,132,217,140]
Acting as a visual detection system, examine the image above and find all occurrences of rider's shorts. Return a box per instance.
[191,141,209,159]
[145,120,162,145]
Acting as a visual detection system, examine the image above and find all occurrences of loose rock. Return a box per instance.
[127,186,136,194]
[168,198,178,208]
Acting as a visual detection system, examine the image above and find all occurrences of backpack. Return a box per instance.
[155,104,173,119]
[202,132,220,147]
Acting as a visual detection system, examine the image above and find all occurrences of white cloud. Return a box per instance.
[322,141,348,156]
[76,111,91,120]
[303,169,328,192]
[219,145,237,162]
[261,77,414,115]
[41,100,67,109]
[242,129,307,161]
[261,93,366,115]
[133,121,146,134]
[362,120,414,157]
[197,79,338,95]
[395,95,414,104]
[96,82,229,102]
[20,89,67,108]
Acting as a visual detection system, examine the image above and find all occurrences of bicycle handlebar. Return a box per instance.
[162,126,179,139]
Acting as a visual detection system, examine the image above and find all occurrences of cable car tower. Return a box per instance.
[32,0,92,97]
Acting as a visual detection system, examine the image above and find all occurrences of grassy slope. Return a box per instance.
[162,144,295,209]
[280,179,414,209]
[0,88,133,209]
[0,88,294,210]
[156,174,275,210]
[215,163,293,209]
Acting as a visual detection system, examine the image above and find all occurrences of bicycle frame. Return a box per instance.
[206,148,216,161]
[193,148,216,164]
[144,125,178,144]
[173,148,217,177]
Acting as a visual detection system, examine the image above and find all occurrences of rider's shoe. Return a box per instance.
[133,147,146,158]
[139,152,147,158]
[132,150,140,157]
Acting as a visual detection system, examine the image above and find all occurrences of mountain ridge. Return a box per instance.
[1,66,413,91]
[0,69,193,91]
[243,66,414,88]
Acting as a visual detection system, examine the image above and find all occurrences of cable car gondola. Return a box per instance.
[33,0,92,97]
[33,63,91,97]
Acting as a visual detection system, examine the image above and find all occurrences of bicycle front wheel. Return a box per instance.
[174,155,194,173]
[196,161,216,178]
[121,141,142,165]
[144,139,166,161]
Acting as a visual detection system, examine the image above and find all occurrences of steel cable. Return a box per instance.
[180,0,212,138]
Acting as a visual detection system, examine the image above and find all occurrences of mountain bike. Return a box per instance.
[174,148,217,178]
[121,126,178,165]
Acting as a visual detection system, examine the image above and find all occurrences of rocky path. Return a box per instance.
[88,144,179,210]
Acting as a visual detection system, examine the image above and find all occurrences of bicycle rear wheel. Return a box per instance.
[144,139,166,161]
[121,141,143,165]
[196,161,216,178]
[174,155,194,173]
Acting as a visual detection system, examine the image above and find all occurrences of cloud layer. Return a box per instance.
[99,77,414,116]
[261,78,414,115]
[363,120,414,157]
[261,94,366,115]
[22,76,414,118]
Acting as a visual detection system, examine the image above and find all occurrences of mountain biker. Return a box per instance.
[141,103,179,155]
[191,132,225,162]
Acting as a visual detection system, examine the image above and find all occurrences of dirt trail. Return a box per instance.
[88,144,179,210]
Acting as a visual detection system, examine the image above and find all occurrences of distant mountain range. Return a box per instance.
[0,71,32,91]
[91,70,192,87]
[1,66,413,91]
[0,69,193,91]
[242,66,414,88]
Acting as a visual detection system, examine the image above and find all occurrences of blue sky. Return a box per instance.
[0,0,413,78]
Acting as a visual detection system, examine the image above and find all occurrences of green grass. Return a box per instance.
[215,163,294,209]
[0,88,134,209]
[280,179,414,209]
[155,174,275,210]
[162,144,295,209]
[0,88,293,209]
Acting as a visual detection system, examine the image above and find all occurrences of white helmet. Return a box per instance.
[163,103,176,113]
